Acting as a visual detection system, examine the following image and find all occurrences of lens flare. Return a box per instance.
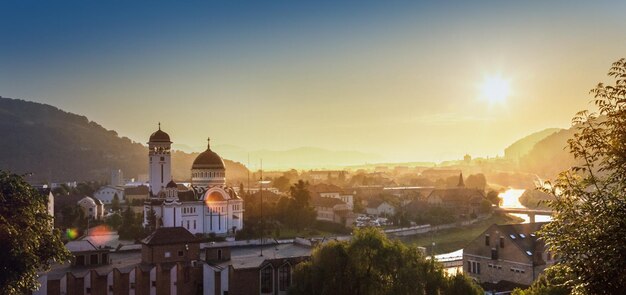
[66,228,79,240]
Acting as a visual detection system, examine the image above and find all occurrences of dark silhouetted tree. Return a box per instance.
[0,171,71,294]
[290,227,482,295]
[111,193,120,212]
[540,58,626,294]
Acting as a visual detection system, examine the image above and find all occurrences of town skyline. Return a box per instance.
[2,1,626,163]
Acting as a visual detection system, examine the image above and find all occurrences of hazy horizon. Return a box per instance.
[2,0,625,164]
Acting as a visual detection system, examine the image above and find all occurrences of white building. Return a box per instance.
[77,196,104,220]
[93,185,125,204]
[110,169,124,187]
[143,127,244,236]
[365,200,396,216]
[148,124,172,195]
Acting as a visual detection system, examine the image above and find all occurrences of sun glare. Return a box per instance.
[480,76,511,104]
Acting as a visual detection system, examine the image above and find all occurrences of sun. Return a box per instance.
[480,76,511,104]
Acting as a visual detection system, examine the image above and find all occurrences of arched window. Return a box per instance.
[279,264,291,291]
[260,265,273,293]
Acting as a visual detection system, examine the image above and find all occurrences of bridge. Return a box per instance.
[495,207,553,223]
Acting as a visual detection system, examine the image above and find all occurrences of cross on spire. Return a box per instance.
[207,137,211,149]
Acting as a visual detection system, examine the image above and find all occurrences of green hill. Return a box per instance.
[0,97,248,183]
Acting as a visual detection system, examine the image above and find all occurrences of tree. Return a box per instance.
[486,190,501,206]
[511,265,573,295]
[0,171,71,294]
[539,58,626,294]
[118,205,144,240]
[288,180,316,232]
[465,173,487,191]
[290,227,482,295]
[106,213,123,231]
[111,193,121,212]
[272,176,291,192]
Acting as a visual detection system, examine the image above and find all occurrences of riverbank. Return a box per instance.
[398,213,524,255]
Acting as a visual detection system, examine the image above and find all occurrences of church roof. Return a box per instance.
[149,126,171,143]
[192,138,225,170]
[166,180,177,188]
[142,227,198,246]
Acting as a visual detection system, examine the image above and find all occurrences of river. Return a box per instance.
[499,188,552,223]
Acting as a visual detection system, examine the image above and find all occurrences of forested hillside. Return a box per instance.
[0,97,248,183]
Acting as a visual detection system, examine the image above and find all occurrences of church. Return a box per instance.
[143,125,244,236]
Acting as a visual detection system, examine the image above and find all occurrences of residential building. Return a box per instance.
[124,185,150,205]
[310,196,355,227]
[365,200,396,216]
[425,174,485,217]
[34,228,313,295]
[309,183,354,209]
[111,169,124,187]
[93,185,125,204]
[77,196,104,220]
[463,222,556,291]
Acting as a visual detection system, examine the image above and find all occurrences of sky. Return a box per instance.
[1,0,625,164]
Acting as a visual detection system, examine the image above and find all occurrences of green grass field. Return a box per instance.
[397,213,524,255]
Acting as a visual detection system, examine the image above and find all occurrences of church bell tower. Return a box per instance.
[148,123,172,195]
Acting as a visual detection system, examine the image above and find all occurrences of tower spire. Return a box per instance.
[158,122,161,130]
[457,172,465,187]
[207,137,211,149]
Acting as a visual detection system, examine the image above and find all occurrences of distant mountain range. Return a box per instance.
[0,97,248,183]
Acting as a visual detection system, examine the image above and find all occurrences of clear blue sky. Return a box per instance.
[1,0,625,163]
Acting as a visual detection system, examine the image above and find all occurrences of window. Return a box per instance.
[90,254,99,265]
[217,249,222,260]
[499,237,505,248]
[130,283,135,289]
[468,261,481,274]
[86,287,91,294]
[260,266,273,293]
[178,250,184,257]
[101,253,108,264]
[485,234,490,246]
[279,264,291,291]
[152,281,156,287]
[194,220,196,229]
[491,248,498,260]
[76,255,85,266]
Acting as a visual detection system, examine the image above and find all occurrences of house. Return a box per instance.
[310,196,356,227]
[77,196,105,220]
[365,200,396,216]
[124,185,150,205]
[309,183,354,209]
[34,228,313,295]
[93,185,125,204]
[424,174,485,216]
[205,240,312,295]
[34,227,204,295]
[463,222,556,291]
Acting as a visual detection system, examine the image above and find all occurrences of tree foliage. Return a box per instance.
[0,171,71,294]
[111,193,121,212]
[539,58,626,294]
[287,180,316,232]
[512,264,573,295]
[290,227,482,295]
